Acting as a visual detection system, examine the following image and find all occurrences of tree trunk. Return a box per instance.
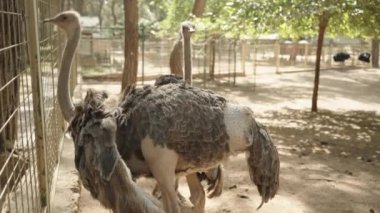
[371,38,379,68]
[122,0,139,90]
[208,39,216,80]
[311,13,329,112]
[192,0,206,17]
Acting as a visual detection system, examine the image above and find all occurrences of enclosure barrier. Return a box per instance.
[0,0,71,212]
[78,28,372,89]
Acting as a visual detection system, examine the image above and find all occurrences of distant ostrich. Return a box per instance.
[169,21,194,84]
[47,10,280,213]
[44,12,163,213]
[169,24,185,77]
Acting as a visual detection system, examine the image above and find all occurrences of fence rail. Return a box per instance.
[0,0,71,212]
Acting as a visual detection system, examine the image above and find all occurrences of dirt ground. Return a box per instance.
[77,66,380,213]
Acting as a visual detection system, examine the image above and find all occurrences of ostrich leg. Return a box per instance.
[186,174,205,213]
[142,137,181,213]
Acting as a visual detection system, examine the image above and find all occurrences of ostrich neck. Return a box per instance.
[58,28,80,122]
[183,34,192,85]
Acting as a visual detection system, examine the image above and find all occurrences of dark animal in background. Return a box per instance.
[333,52,350,62]
[358,52,371,63]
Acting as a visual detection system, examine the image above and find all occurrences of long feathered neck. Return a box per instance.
[183,31,192,85]
[58,27,81,122]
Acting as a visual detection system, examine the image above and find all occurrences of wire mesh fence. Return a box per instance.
[78,28,372,88]
[0,0,69,212]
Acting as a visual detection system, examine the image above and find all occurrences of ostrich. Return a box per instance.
[154,21,224,212]
[69,90,163,213]
[169,23,186,77]
[169,21,194,84]
[44,12,164,213]
[47,10,280,213]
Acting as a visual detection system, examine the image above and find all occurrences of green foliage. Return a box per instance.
[159,0,194,36]
[347,1,380,39]
[94,0,380,40]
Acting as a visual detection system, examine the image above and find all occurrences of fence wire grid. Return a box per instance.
[0,0,69,212]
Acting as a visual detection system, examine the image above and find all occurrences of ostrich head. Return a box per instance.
[181,21,195,38]
[44,11,81,37]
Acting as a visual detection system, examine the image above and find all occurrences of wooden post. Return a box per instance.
[25,0,49,212]
[233,40,237,86]
[208,39,216,80]
[240,40,246,75]
[328,42,333,67]
[203,41,207,87]
[304,43,309,65]
[322,45,325,63]
[275,40,280,74]
[253,44,257,90]
[26,0,49,206]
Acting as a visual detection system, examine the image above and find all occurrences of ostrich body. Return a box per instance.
[49,11,280,213]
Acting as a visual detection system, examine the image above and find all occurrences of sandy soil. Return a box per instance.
[77,67,380,213]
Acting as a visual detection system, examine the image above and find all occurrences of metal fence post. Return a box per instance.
[24,0,49,212]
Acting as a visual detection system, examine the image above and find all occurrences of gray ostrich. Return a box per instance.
[44,11,163,213]
[168,21,194,84]
[47,10,280,213]
[70,91,163,213]
[155,21,224,212]
[169,25,184,77]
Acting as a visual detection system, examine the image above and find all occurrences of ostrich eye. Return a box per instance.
[62,16,67,20]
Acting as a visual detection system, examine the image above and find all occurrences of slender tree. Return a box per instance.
[312,12,330,112]
[122,0,139,90]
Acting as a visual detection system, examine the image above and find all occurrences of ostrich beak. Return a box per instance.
[43,18,53,23]
[43,15,59,23]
